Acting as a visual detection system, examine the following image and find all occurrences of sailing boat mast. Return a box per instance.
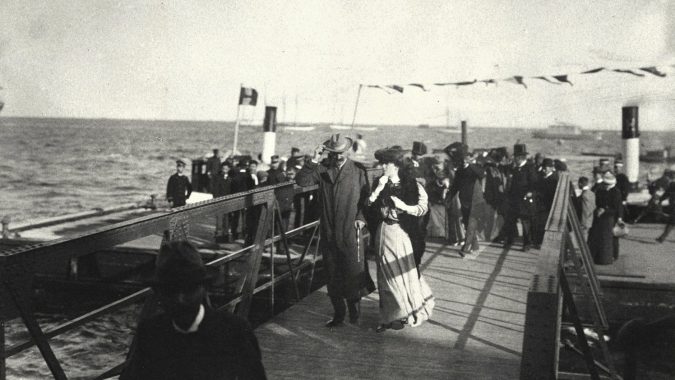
[294,93,298,127]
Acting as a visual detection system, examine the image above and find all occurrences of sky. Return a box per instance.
[0,0,674,130]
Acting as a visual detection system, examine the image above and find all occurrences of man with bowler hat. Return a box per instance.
[166,159,193,208]
[296,134,375,327]
[121,241,266,380]
[504,144,537,251]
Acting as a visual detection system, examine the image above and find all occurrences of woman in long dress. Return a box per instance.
[369,147,435,332]
[588,171,624,264]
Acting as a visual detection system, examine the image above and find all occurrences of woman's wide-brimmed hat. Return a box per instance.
[374,146,406,163]
[322,134,354,153]
[603,171,617,185]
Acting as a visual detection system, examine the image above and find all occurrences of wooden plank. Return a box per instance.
[257,241,538,379]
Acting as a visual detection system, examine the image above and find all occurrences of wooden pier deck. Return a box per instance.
[256,239,538,379]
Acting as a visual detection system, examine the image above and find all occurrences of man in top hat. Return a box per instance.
[445,142,487,256]
[504,144,537,251]
[166,159,193,208]
[120,241,266,380]
[266,155,287,185]
[533,158,558,247]
[296,134,375,327]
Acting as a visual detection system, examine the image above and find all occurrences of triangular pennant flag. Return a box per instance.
[613,69,645,77]
[553,75,573,86]
[639,67,667,77]
[386,85,404,93]
[506,76,528,89]
[408,83,429,91]
[480,79,497,86]
[581,67,605,74]
[452,79,477,87]
[366,85,394,94]
[433,82,453,86]
[534,76,561,85]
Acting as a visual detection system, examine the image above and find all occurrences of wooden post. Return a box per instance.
[1,318,5,380]
[350,84,363,130]
[461,120,468,147]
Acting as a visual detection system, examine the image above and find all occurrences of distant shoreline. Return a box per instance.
[3,116,674,133]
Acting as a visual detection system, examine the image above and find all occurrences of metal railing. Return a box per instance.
[0,181,322,379]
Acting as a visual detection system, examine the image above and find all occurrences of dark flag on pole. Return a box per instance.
[239,87,258,106]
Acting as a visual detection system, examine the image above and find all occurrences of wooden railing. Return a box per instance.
[0,181,322,380]
[520,172,620,380]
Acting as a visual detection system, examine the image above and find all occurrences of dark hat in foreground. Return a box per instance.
[374,146,406,163]
[541,158,554,168]
[412,141,428,156]
[554,159,567,171]
[322,134,354,153]
[513,144,528,157]
[152,241,214,287]
[444,142,468,160]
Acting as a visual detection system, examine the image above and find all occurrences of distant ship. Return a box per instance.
[532,123,585,140]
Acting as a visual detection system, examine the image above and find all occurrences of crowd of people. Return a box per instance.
[152,133,675,378]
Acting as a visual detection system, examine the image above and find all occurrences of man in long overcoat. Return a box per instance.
[296,134,375,327]
[504,144,538,251]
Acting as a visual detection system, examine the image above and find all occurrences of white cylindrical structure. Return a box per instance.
[623,138,640,183]
[621,106,640,185]
[261,106,277,164]
[261,132,276,164]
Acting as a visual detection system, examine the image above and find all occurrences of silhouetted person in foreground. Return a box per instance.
[121,241,266,380]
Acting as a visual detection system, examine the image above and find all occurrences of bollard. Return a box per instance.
[1,215,10,239]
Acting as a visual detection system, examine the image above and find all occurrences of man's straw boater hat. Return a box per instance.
[322,134,353,153]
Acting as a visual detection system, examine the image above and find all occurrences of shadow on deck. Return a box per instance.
[257,239,538,379]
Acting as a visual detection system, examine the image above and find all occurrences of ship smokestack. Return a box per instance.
[261,106,277,164]
[622,106,640,187]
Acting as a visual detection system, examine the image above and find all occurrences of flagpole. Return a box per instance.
[232,83,242,155]
[350,84,363,130]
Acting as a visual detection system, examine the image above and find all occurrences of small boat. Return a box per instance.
[329,124,351,130]
[283,126,315,132]
[533,123,586,140]
[354,126,377,131]
[640,147,675,163]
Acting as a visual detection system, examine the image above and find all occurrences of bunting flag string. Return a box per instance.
[362,62,670,94]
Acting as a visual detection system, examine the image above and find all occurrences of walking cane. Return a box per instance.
[356,225,362,263]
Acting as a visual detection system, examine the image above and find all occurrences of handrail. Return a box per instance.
[0,180,322,380]
[520,172,571,378]
[520,172,617,379]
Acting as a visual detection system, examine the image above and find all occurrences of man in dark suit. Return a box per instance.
[166,159,192,208]
[120,241,266,380]
[408,141,430,266]
[533,158,558,247]
[266,155,287,185]
[446,142,486,256]
[504,144,537,251]
[296,134,375,327]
